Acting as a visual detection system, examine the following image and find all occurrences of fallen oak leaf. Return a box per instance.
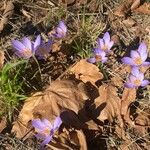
[89,84,123,125]
[48,129,87,150]
[121,88,136,124]
[12,80,89,138]
[69,59,103,86]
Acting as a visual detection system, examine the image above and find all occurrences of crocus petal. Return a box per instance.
[142,61,150,66]
[97,38,104,49]
[141,52,148,62]
[103,32,110,45]
[137,43,148,61]
[53,33,63,38]
[121,57,135,65]
[141,80,149,87]
[42,119,52,129]
[137,43,147,57]
[131,67,140,77]
[15,51,24,58]
[101,57,108,63]
[129,75,137,83]
[138,72,144,81]
[56,28,65,37]
[53,116,62,130]
[58,21,67,33]
[41,135,53,146]
[12,40,26,51]
[22,37,32,50]
[107,41,114,50]
[130,50,140,59]
[32,119,45,130]
[99,50,106,57]
[124,82,135,88]
[34,35,41,51]
[87,57,96,63]
[93,48,105,56]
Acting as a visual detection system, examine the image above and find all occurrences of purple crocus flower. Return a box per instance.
[32,117,62,148]
[125,67,149,88]
[12,35,41,59]
[122,42,150,66]
[87,48,107,63]
[53,21,67,38]
[97,32,114,53]
[35,40,52,60]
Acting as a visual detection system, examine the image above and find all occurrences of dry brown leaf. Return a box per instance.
[89,84,123,125]
[121,88,136,124]
[133,2,150,14]
[135,113,150,126]
[0,1,14,32]
[114,0,133,17]
[111,76,123,87]
[51,41,62,52]
[69,130,87,150]
[111,35,121,45]
[0,117,6,133]
[122,18,136,27]
[131,0,140,10]
[47,129,87,150]
[0,51,5,69]
[119,140,142,150]
[70,59,103,85]
[12,80,89,138]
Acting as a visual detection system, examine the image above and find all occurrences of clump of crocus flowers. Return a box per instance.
[12,20,67,60]
[87,32,114,64]
[32,116,62,148]
[12,35,41,59]
[125,67,149,88]
[122,42,149,88]
[52,21,67,39]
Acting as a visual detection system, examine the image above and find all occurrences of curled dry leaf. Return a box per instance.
[121,88,136,124]
[114,0,133,17]
[133,2,150,15]
[0,117,6,133]
[70,59,103,85]
[89,84,123,125]
[130,0,140,10]
[0,1,14,32]
[48,129,87,150]
[0,51,5,69]
[135,112,150,126]
[12,80,89,138]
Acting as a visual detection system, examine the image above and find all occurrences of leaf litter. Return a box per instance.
[0,0,150,149]
[11,57,150,149]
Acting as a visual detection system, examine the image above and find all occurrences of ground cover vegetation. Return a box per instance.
[0,0,150,149]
